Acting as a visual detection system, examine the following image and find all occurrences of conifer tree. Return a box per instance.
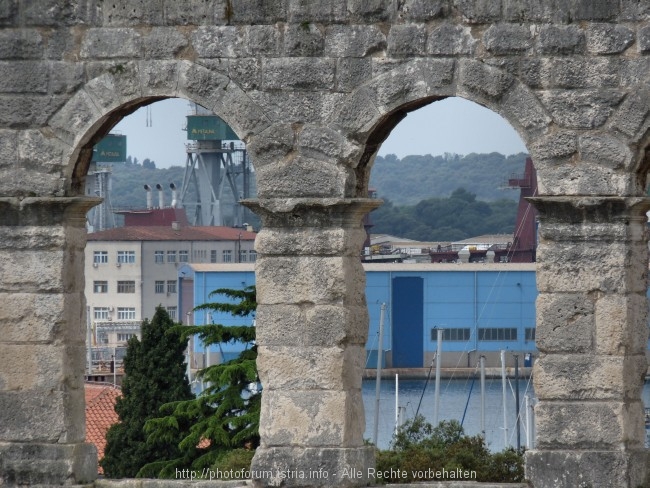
[140,286,259,477]
[100,307,193,478]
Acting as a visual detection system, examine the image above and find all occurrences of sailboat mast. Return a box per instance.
[501,350,509,447]
[433,328,443,425]
[372,303,386,446]
[480,355,486,437]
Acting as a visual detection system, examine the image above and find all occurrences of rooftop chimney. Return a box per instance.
[155,183,164,208]
[170,182,177,209]
[144,184,152,209]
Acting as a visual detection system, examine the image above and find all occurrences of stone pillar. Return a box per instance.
[526,197,650,488]
[0,197,100,485]
[245,198,380,488]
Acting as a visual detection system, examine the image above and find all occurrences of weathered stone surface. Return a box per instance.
[500,83,551,134]
[80,28,142,59]
[287,0,347,23]
[283,23,324,57]
[262,58,335,91]
[250,90,343,125]
[142,27,188,58]
[259,390,365,447]
[639,25,650,53]
[535,293,595,354]
[336,58,373,93]
[248,25,281,56]
[251,446,374,487]
[537,243,647,293]
[399,0,445,20]
[503,0,570,22]
[324,25,386,58]
[192,26,245,58]
[550,57,619,88]
[483,24,533,54]
[256,304,369,347]
[229,0,287,24]
[526,450,650,488]
[458,59,514,100]
[587,23,635,54]
[0,94,68,128]
[0,442,97,485]
[387,24,427,56]
[256,157,350,198]
[454,0,502,24]
[579,133,632,170]
[595,293,649,355]
[256,256,365,305]
[534,354,646,400]
[257,345,365,390]
[427,23,476,55]
[255,226,367,256]
[538,25,585,54]
[246,124,295,168]
[0,29,43,59]
[99,0,164,26]
[539,89,625,129]
[163,0,224,26]
[348,0,395,22]
[0,387,86,443]
[535,401,644,449]
[572,0,620,21]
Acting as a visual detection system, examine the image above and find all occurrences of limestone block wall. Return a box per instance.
[1,1,650,486]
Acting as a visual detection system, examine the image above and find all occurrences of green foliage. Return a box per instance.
[100,307,193,478]
[140,286,259,477]
[370,152,528,205]
[371,188,517,241]
[213,449,256,476]
[375,416,524,484]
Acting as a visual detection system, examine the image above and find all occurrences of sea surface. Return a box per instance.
[361,377,650,452]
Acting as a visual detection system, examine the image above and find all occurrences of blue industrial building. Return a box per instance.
[180,262,540,369]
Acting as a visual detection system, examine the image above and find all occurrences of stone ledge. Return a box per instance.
[94,480,527,488]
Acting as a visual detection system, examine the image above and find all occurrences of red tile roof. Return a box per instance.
[85,383,121,473]
[88,226,257,242]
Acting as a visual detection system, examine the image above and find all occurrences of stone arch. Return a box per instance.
[46,59,271,195]
[327,59,551,197]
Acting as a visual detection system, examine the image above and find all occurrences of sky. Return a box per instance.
[112,97,528,169]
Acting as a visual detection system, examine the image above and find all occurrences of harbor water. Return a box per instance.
[362,378,650,452]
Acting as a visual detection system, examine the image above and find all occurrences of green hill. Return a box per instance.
[369,152,528,205]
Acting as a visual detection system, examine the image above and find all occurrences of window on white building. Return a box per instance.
[210,250,217,263]
[94,307,110,320]
[155,281,165,293]
[117,333,136,343]
[93,281,108,293]
[239,250,247,262]
[167,250,177,263]
[154,250,164,263]
[249,250,257,262]
[223,250,232,263]
[117,307,136,320]
[167,280,177,294]
[179,250,189,262]
[166,306,177,320]
[117,281,135,293]
[93,251,108,264]
[117,251,136,264]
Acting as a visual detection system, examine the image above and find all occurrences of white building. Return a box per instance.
[84,223,256,370]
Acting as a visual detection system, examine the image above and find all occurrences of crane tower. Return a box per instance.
[179,111,251,227]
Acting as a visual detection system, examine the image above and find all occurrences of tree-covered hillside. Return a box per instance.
[370,188,517,242]
[369,152,528,205]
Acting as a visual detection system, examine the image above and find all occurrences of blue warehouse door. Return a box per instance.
[391,277,424,368]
